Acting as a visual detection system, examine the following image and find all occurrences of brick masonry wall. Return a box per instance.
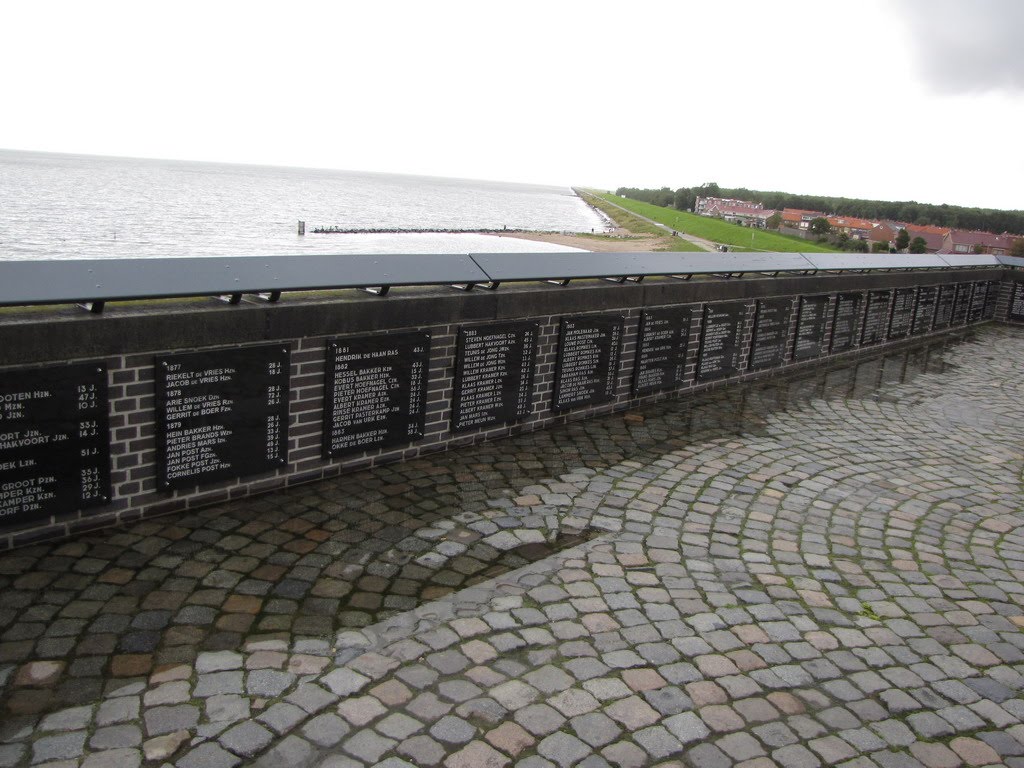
[0,269,1013,549]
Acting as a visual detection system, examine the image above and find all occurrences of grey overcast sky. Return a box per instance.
[2,0,1021,210]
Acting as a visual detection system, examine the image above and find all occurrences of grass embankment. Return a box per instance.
[598,193,837,253]
[579,192,706,252]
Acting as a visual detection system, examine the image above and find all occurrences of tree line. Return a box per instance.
[614,184,1024,236]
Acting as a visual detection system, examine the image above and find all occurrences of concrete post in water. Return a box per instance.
[298,221,306,236]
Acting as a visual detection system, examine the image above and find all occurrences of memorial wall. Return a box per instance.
[0,269,1015,548]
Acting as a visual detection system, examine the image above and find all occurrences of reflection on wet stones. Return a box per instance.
[0,329,980,719]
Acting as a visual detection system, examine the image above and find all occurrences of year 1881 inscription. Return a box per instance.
[553,315,624,411]
[697,302,746,381]
[830,293,862,353]
[453,322,538,432]
[325,332,430,457]
[633,307,692,395]
[0,362,110,527]
[793,295,830,360]
[156,345,290,490]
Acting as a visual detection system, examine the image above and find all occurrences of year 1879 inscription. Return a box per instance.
[156,345,290,490]
[325,332,430,457]
[453,322,537,432]
[0,362,110,527]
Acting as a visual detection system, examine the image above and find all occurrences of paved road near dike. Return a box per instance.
[2,325,1024,768]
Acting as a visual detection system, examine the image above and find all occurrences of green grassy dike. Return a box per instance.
[578,191,706,252]
[597,193,837,253]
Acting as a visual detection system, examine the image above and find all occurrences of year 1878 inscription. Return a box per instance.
[156,345,290,490]
[0,362,110,527]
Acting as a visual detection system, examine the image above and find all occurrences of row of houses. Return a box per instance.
[695,196,1020,255]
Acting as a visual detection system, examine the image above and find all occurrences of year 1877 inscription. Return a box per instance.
[156,345,290,490]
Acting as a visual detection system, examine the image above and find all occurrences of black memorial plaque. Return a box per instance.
[0,362,110,527]
[951,283,971,325]
[156,345,290,490]
[912,286,937,335]
[632,307,692,396]
[967,282,986,323]
[453,322,537,432]
[830,293,862,353]
[888,288,916,340]
[983,280,998,319]
[748,299,792,370]
[553,315,624,411]
[861,290,891,346]
[1010,284,1024,321]
[793,295,830,360]
[324,331,430,457]
[697,302,747,381]
[934,285,955,327]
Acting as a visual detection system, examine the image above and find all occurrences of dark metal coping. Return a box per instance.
[0,251,1007,313]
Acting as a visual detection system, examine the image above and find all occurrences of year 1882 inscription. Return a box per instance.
[325,332,430,457]
[156,345,290,490]
[0,362,110,527]
[453,322,537,432]
[553,315,624,411]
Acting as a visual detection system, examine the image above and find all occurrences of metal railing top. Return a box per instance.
[0,250,1008,313]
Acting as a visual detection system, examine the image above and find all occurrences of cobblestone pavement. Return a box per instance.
[3,325,1024,768]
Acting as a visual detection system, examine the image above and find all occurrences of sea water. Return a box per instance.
[0,149,605,260]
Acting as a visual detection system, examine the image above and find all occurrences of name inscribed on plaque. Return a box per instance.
[830,293,862,353]
[632,307,692,396]
[888,288,916,340]
[861,291,891,346]
[553,315,624,412]
[748,299,792,370]
[452,322,538,432]
[324,331,430,457]
[155,345,290,490]
[951,283,971,325]
[793,295,830,360]
[966,282,986,323]
[982,281,998,319]
[1011,284,1024,321]
[912,286,937,335]
[934,285,955,327]
[697,302,746,381]
[0,362,110,526]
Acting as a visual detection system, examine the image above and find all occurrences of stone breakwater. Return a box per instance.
[1,326,1024,767]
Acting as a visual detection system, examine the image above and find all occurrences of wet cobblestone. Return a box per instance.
[2,325,1024,766]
